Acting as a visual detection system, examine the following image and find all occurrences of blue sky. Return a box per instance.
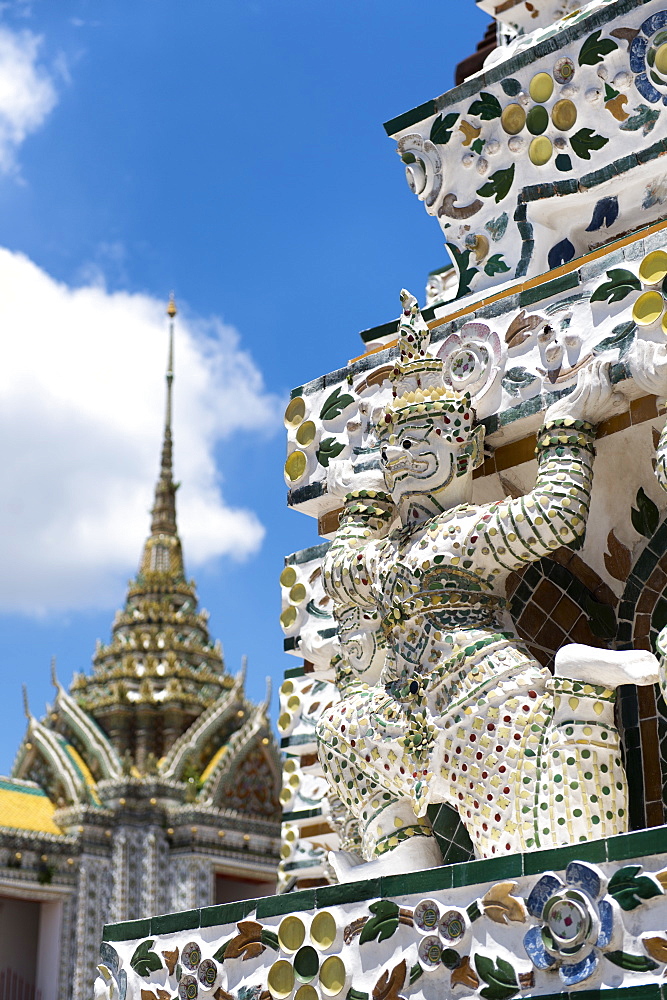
[0,0,489,772]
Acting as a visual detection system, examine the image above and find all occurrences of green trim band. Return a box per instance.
[103,823,667,941]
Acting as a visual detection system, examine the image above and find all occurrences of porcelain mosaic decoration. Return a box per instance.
[105,1,667,999]
[99,835,667,1000]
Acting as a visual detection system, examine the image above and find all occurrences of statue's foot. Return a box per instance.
[329,835,443,884]
[555,643,659,687]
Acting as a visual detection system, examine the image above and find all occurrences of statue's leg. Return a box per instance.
[316,683,434,861]
[433,683,552,857]
[529,677,628,848]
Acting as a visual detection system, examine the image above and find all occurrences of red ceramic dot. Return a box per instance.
[470,734,476,742]
[487,723,495,731]
[495,814,501,822]
[529,690,537,699]
[483,823,488,831]
[487,794,493,801]
[514,733,521,741]
[503,716,511,723]
[522,705,530,712]
[499,766,506,773]
[476,752,483,760]
[503,787,510,794]
[496,746,503,752]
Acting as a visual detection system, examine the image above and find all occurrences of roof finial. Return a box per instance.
[50,656,59,689]
[149,295,179,537]
[22,684,31,719]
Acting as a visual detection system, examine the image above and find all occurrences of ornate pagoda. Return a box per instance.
[0,298,281,1000]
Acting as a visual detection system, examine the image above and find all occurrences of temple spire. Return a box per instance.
[150,294,178,537]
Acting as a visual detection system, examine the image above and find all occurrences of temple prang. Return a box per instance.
[0,298,282,1000]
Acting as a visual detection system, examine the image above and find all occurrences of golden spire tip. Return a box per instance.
[167,292,177,318]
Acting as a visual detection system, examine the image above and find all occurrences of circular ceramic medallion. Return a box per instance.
[295,987,319,1000]
[285,450,307,484]
[278,712,292,733]
[294,946,319,984]
[646,28,667,91]
[311,911,337,950]
[501,104,526,134]
[554,57,575,84]
[197,960,218,989]
[182,943,201,971]
[280,566,297,589]
[320,956,346,997]
[268,961,295,1000]
[284,758,298,774]
[633,290,665,326]
[656,40,667,74]
[551,99,577,131]
[418,936,443,971]
[279,786,293,804]
[529,136,553,165]
[289,583,307,605]
[414,899,440,933]
[280,606,297,629]
[284,396,306,428]
[529,72,554,102]
[545,897,588,948]
[439,908,466,944]
[287,695,301,712]
[179,976,198,1000]
[296,421,317,447]
[526,105,549,135]
[287,773,300,789]
[279,914,306,953]
[639,250,667,284]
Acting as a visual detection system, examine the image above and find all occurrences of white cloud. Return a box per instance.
[0,247,283,614]
[0,26,57,174]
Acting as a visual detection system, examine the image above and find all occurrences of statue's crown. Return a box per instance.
[378,290,473,439]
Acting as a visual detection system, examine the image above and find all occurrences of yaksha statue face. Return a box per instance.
[376,389,485,505]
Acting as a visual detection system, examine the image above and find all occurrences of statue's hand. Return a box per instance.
[544,358,625,425]
[628,337,667,399]
[327,457,388,499]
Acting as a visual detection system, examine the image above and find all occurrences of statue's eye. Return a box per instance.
[402,439,413,449]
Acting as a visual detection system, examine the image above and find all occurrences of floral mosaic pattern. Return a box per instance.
[100,858,667,1000]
